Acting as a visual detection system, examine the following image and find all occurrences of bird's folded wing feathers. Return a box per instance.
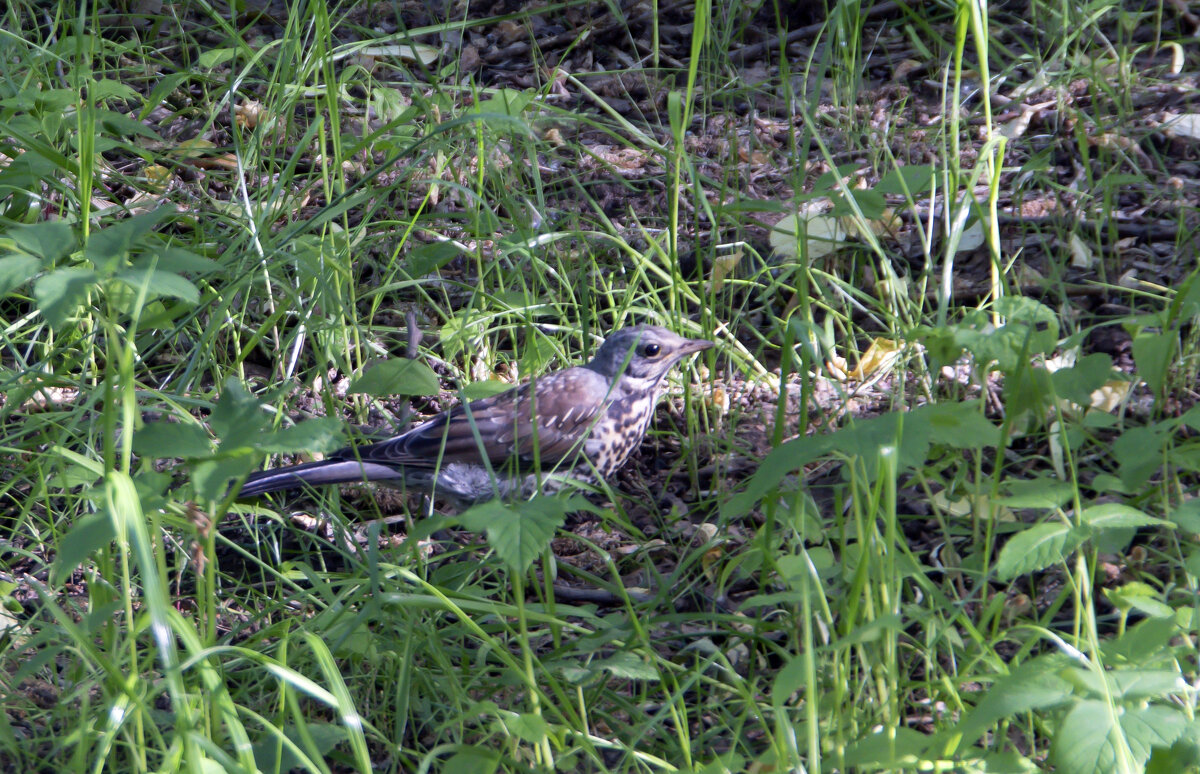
[346,367,610,471]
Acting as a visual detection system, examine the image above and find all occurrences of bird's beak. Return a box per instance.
[680,337,715,355]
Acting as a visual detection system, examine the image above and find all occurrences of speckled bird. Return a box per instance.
[238,324,713,504]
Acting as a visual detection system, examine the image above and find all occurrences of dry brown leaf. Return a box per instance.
[848,337,902,380]
[142,164,171,192]
[235,99,266,130]
[709,249,743,293]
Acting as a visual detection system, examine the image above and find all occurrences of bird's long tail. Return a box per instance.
[238,459,403,497]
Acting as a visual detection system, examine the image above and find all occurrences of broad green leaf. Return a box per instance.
[1132,332,1175,397]
[875,164,935,195]
[260,418,346,454]
[5,221,74,262]
[459,496,564,573]
[1066,666,1187,701]
[458,380,512,401]
[996,477,1075,509]
[723,432,833,517]
[133,421,213,459]
[349,358,440,397]
[1053,700,1186,774]
[441,747,499,774]
[920,400,999,449]
[404,241,460,277]
[1110,670,1188,700]
[1105,582,1174,619]
[1080,503,1172,530]
[955,658,1073,746]
[771,656,806,707]
[843,727,929,769]
[114,267,199,304]
[501,713,549,744]
[198,47,237,69]
[210,379,270,451]
[474,88,533,116]
[995,521,1086,580]
[595,651,659,681]
[137,248,222,276]
[1051,353,1115,406]
[89,79,140,103]
[250,723,344,774]
[1145,718,1200,774]
[192,458,260,503]
[34,267,97,329]
[50,512,114,587]
[1112,422,1172,490]
[0,254,39,295]
[1102,617,1180,663]
[1168,498,1200,534]
[82,209,171,270]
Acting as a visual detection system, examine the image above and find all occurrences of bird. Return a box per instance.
[238,324,714,505]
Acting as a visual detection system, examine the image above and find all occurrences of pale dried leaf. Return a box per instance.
[848,337,902,380]
[1164,113,1200,141]
[1069,233,1095,268]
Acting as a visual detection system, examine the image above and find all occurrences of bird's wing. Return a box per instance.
[342,367,611,472]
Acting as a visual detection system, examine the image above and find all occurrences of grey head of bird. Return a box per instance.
[584,324,713,385]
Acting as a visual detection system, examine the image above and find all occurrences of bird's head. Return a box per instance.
[587,324,713,383]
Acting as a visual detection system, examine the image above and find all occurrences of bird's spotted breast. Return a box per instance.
[583,392,658,477]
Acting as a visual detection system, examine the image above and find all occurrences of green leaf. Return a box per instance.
[440,747,499,774]
[251,723,345,774]
[875,164,935,195]
[1053,700,1186,774]
[137,248,222,276]
[723,432,833,517]
[1105,582,1174,619]
[1146,718,1200,773]
[1051,353,1115,406]
[349,358,440,397]
[458,380,512,401]
[34,267,98,329]
[1132,332,1175,398]
[0,254,40,295]
[82,209,171,271]
[1168,499,1200,535]
[198,47,237,69]
[595,651,659,681]
[260,418,346,454]
[459,496,564,573]
[191,457,259,502]
[114,267,199,304]
[5,221,75,262]
[1102,617,1181,663]
[474,88,534,116]
[843,728,930,770]
[134,421,213,459]
[955,658,1073,747]
[1079,503,1172,531]
[89,79,140,103]
[920,400,999,449]
[50,512,114,587]
[1113,422,1172,490]
[501,713,549,744]
[404,241,460,277]
[771,656,806,707]
[1108,670,1188,701]
[210,379,271,451]
[996,477,1075,509]
[995,521,1086,580]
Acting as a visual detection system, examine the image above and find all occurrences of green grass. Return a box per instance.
[1,0,1198,772]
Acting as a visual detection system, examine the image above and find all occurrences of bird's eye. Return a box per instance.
[641,343,661,357]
